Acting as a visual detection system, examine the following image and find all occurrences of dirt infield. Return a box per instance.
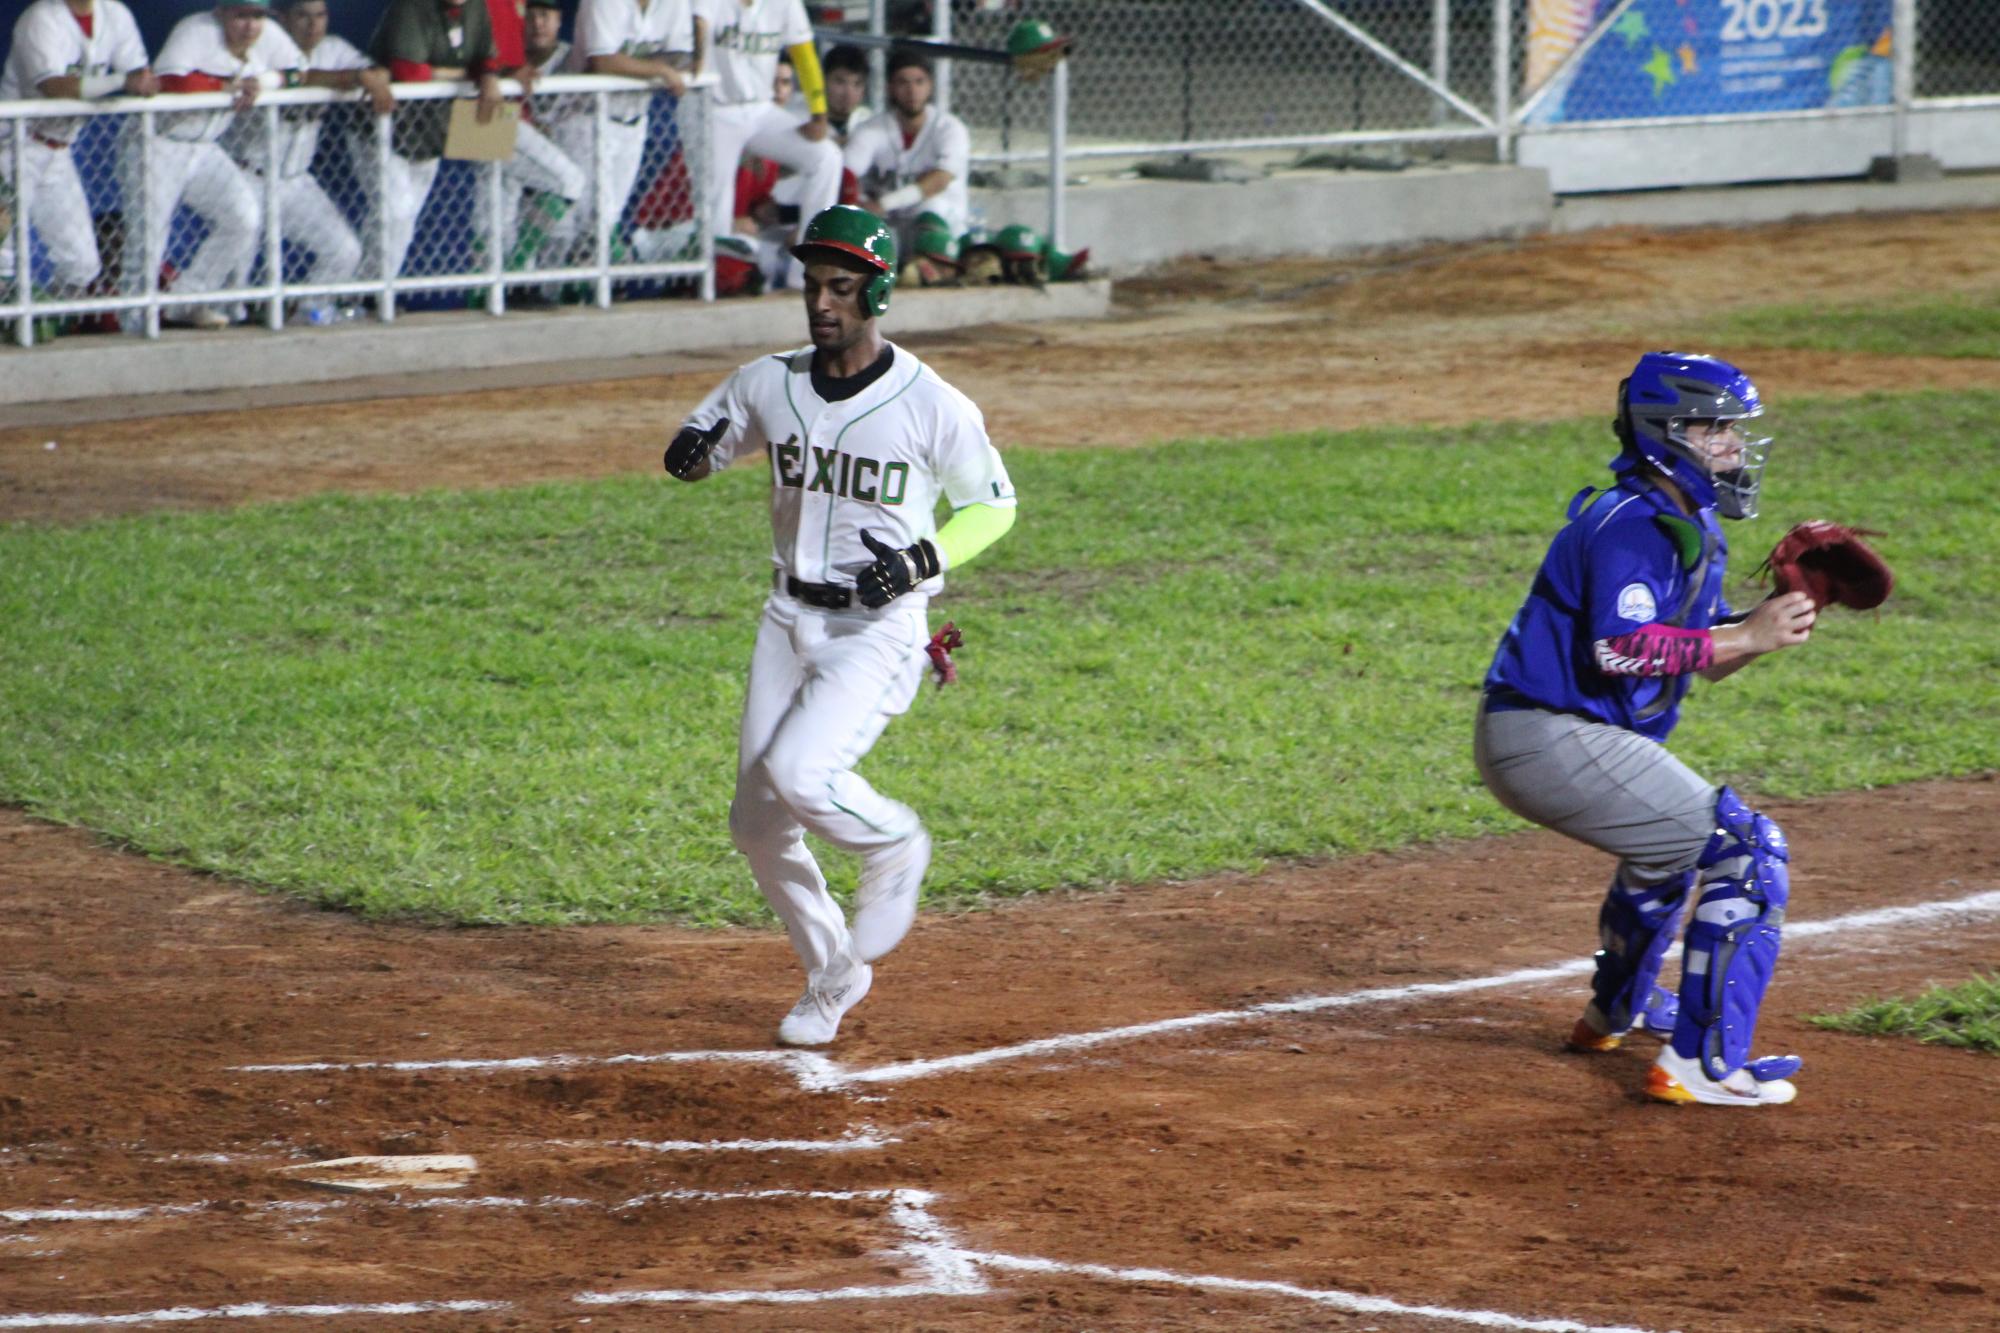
[3,210,1999,1331]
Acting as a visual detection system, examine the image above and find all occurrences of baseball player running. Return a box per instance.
[663,204,1017,1046]
[698,0,840,259]
[844,49,968,251]
[0,0,155,300]
[1475,351,1818,1107]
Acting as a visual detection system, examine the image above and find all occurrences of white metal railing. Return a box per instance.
[3,74,715,347]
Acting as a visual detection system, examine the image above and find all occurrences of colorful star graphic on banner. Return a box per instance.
[1679,43,1698,74]
[1644,44,1677,95]
[1614,9,1651,49]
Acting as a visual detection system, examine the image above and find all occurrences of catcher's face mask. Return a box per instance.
[1670,410,1770,520]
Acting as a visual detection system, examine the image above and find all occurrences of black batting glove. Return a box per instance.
[855,529,942,608]
[664,419,727,481]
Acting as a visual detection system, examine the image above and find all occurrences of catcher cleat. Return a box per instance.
[851,826,931,963]
[775,958,872,1047]
[1646,1047,1798,1106]
[1566,987,1678,1052]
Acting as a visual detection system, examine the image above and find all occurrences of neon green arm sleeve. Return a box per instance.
[934,501,1017,570]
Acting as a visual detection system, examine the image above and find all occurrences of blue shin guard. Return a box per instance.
[1669,786,1794,1082]
[1589,867,1692,1035]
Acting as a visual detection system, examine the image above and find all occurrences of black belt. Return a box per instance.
[784,575,852,610]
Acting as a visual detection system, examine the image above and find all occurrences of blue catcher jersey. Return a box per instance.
[1484,475,1732,741]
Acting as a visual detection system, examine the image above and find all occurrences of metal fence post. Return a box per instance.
[593,90,612,308]
[1492,0,1513,163]
[696,88,715,302]
[141,108,159,339]
[932,0,953,118]
[11,117,31,347]
[375,104,395,322]
[486,157,506,315]
[263,102,283,330]
[1047,57,1066,251]
[1432,0,1452,126]
[868,0,888,118]
[1892,0,1917,160]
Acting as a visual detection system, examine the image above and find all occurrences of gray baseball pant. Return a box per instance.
[1473,705,1718,882]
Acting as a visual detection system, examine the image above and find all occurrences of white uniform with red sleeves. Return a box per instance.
[697,0,838,250]
[683,342,1016,985]
[135,13,307,310]
[843,106,971,237]
[0,0,149,293]
[554,0,694,257]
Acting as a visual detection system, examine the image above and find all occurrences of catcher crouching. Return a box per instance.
[1473,351,1881,1107]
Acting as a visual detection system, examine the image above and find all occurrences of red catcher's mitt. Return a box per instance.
[1755,520,1894,610]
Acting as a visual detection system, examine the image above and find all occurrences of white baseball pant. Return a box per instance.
[728,590,928,983]
[274,171,363,286]
[0,136,101,293]
[708,100,840,251]
[134,137,261,307]
[369,152,440,280]
[548,114,647,260]
[472,119,585,263]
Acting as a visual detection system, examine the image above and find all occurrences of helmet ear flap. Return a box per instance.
[864,269,892,318]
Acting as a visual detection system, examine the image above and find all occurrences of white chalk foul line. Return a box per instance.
[227,1047,847,1090]
[221,887,2000,1092]
[573,1188,992,1309]
[844,885,2000,1086]
[4,1187,906,1228]
[969,1253,1658,1333]
[570,1189,1654,1332]
[538,1127,894,1153]
[0,1301,507,1329]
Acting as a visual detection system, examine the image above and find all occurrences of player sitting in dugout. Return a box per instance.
[843,50,967,277]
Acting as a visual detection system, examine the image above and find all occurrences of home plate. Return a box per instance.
[274,1154,478,1194]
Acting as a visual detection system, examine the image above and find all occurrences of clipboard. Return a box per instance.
[443,98,522,162]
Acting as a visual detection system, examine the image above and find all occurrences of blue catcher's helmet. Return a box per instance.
[1613,352,1771,519]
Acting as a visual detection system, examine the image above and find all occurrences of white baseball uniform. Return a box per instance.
[697,0,838,250]
[843,106,970,237]
[231,33,373,291]
[682,342,1016,986]
[554,0,694,257]
[0,0,149,294]
[475,40,585,272]
[135,12,306,310]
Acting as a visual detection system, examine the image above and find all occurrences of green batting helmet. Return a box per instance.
[913,213,959,263]
[993,223,1043,260]
[1006,18,1069,60]
[791,204,898,317]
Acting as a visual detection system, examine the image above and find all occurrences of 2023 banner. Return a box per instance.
[1526,0,1895,124]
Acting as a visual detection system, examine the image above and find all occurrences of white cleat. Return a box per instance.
[851,825,932,964]
[1647,1047,1798,1106]
[775,960,873,1047]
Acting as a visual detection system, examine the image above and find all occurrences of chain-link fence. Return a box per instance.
[1918,0,2000,98]
[939,0,1504,162]
[3,77,713,346]
[918,0,1997,172]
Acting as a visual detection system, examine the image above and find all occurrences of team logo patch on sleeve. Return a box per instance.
[1616,582,1658,623]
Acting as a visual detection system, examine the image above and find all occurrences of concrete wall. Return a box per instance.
[973,165,1556,277]
[0,280,1111,409]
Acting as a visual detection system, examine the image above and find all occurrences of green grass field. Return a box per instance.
[1812,975,2000,1055]
[2,389,1995,925]
[1707,292,2000,359]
